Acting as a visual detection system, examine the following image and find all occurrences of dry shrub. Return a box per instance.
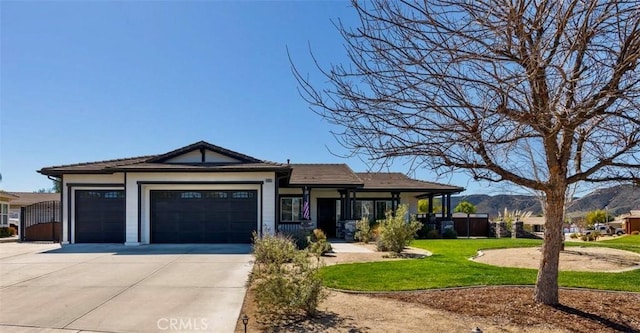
[307,229,332,256]
[355,217,373,243]
[250,232,327,325]
[252,232,297,265]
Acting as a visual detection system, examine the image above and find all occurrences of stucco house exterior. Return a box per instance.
[0,191,18,229]
[38,141,464,245]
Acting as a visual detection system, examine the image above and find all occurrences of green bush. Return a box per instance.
[442,228,458,239]
[284,229,311,250]
[250,232,327,324]
[426,229,441,239]
[252,232,298,265]
[569,233,579,239]
[355,217,373,243]
[416,222,433,239]
[307,229,332,256]
[375,237,389,252]
[376,204,423,254]
[0,227,16,238]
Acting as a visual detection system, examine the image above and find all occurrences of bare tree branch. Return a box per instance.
[290,0,640,305]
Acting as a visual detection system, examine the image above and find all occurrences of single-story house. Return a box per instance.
[623,210,640,234]
[0,191,19,228]
[521,216,546,233]
[7,192,61,226]
[38,141,464,245]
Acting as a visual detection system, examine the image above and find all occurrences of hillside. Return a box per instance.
[452,184,640,218]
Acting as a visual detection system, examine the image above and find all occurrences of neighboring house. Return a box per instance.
[623,210,640,234]
[0,191,18,228]
[38,141,464,245]
[7,192,60,226]
[521,216,546,233]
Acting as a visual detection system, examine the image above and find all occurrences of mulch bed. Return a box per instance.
[377,287,640,333]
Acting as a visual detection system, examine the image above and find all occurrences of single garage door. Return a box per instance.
[75,190,125,243]
[150,190,257,243]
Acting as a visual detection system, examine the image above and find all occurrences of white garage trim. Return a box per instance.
[136,181,264,244]
[65,183,125,244]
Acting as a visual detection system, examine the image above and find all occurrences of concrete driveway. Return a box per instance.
[0,242,253,333]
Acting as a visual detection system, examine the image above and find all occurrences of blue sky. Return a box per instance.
[0,0,497,194]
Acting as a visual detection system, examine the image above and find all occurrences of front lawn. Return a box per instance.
[321,236,640,292]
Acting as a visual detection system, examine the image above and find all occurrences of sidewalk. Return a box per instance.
[330,241,374,253]
[0,236,19,243]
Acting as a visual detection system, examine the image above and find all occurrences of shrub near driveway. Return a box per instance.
[249,233,327,324]
[321,238,640,292]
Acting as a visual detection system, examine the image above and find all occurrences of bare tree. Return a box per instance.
[292,0,640,305]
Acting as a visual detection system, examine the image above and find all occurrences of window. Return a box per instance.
[352,200,394,221]
[206,191,228,199]
[180,191,202,199]
[281,197,303,222]
[232,191,253,199]
[375,201,393,220]
[104,191,124,199]
[1,203,8,226]
[353,200,374,220]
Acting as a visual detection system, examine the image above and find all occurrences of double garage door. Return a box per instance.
[150,190,257,243]
[74,189,257,243]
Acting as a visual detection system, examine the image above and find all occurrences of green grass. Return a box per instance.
[321,235,640,292]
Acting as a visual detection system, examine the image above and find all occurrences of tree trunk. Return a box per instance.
[534,190,566,305]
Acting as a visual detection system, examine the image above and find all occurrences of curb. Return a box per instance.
[0,236,19,243]
[326,285,640,296]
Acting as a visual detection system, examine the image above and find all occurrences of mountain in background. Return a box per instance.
[451,184,640,218]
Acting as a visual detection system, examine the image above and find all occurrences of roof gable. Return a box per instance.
[39,141,287,176]
[147,141,261,164]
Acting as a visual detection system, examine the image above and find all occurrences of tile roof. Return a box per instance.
[288,164,363,186]
[38,142,288,176]
[36,141,464,194]
[109,162,286,171]
[0,191,20,201]
[356,172,465,192]
[39,156,153,175]
[6,192,60,206]
[287,165,464,193]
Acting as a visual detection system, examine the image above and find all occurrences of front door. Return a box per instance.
[317,198,337,238]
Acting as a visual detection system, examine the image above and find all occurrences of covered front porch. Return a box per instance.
[275,165,464,238]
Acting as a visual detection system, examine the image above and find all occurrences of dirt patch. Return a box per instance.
[473,246,640,272]
[235,245,640,332]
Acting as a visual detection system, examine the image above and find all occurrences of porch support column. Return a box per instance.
[339,190,346,221]
[350,190,357,219]
[391,192,399,212]
[428,194,434,216]
[441,194,446,219]
[344,189,352,220]
[446,193,452,220]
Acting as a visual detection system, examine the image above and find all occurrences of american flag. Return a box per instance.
[302,187,310,220]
